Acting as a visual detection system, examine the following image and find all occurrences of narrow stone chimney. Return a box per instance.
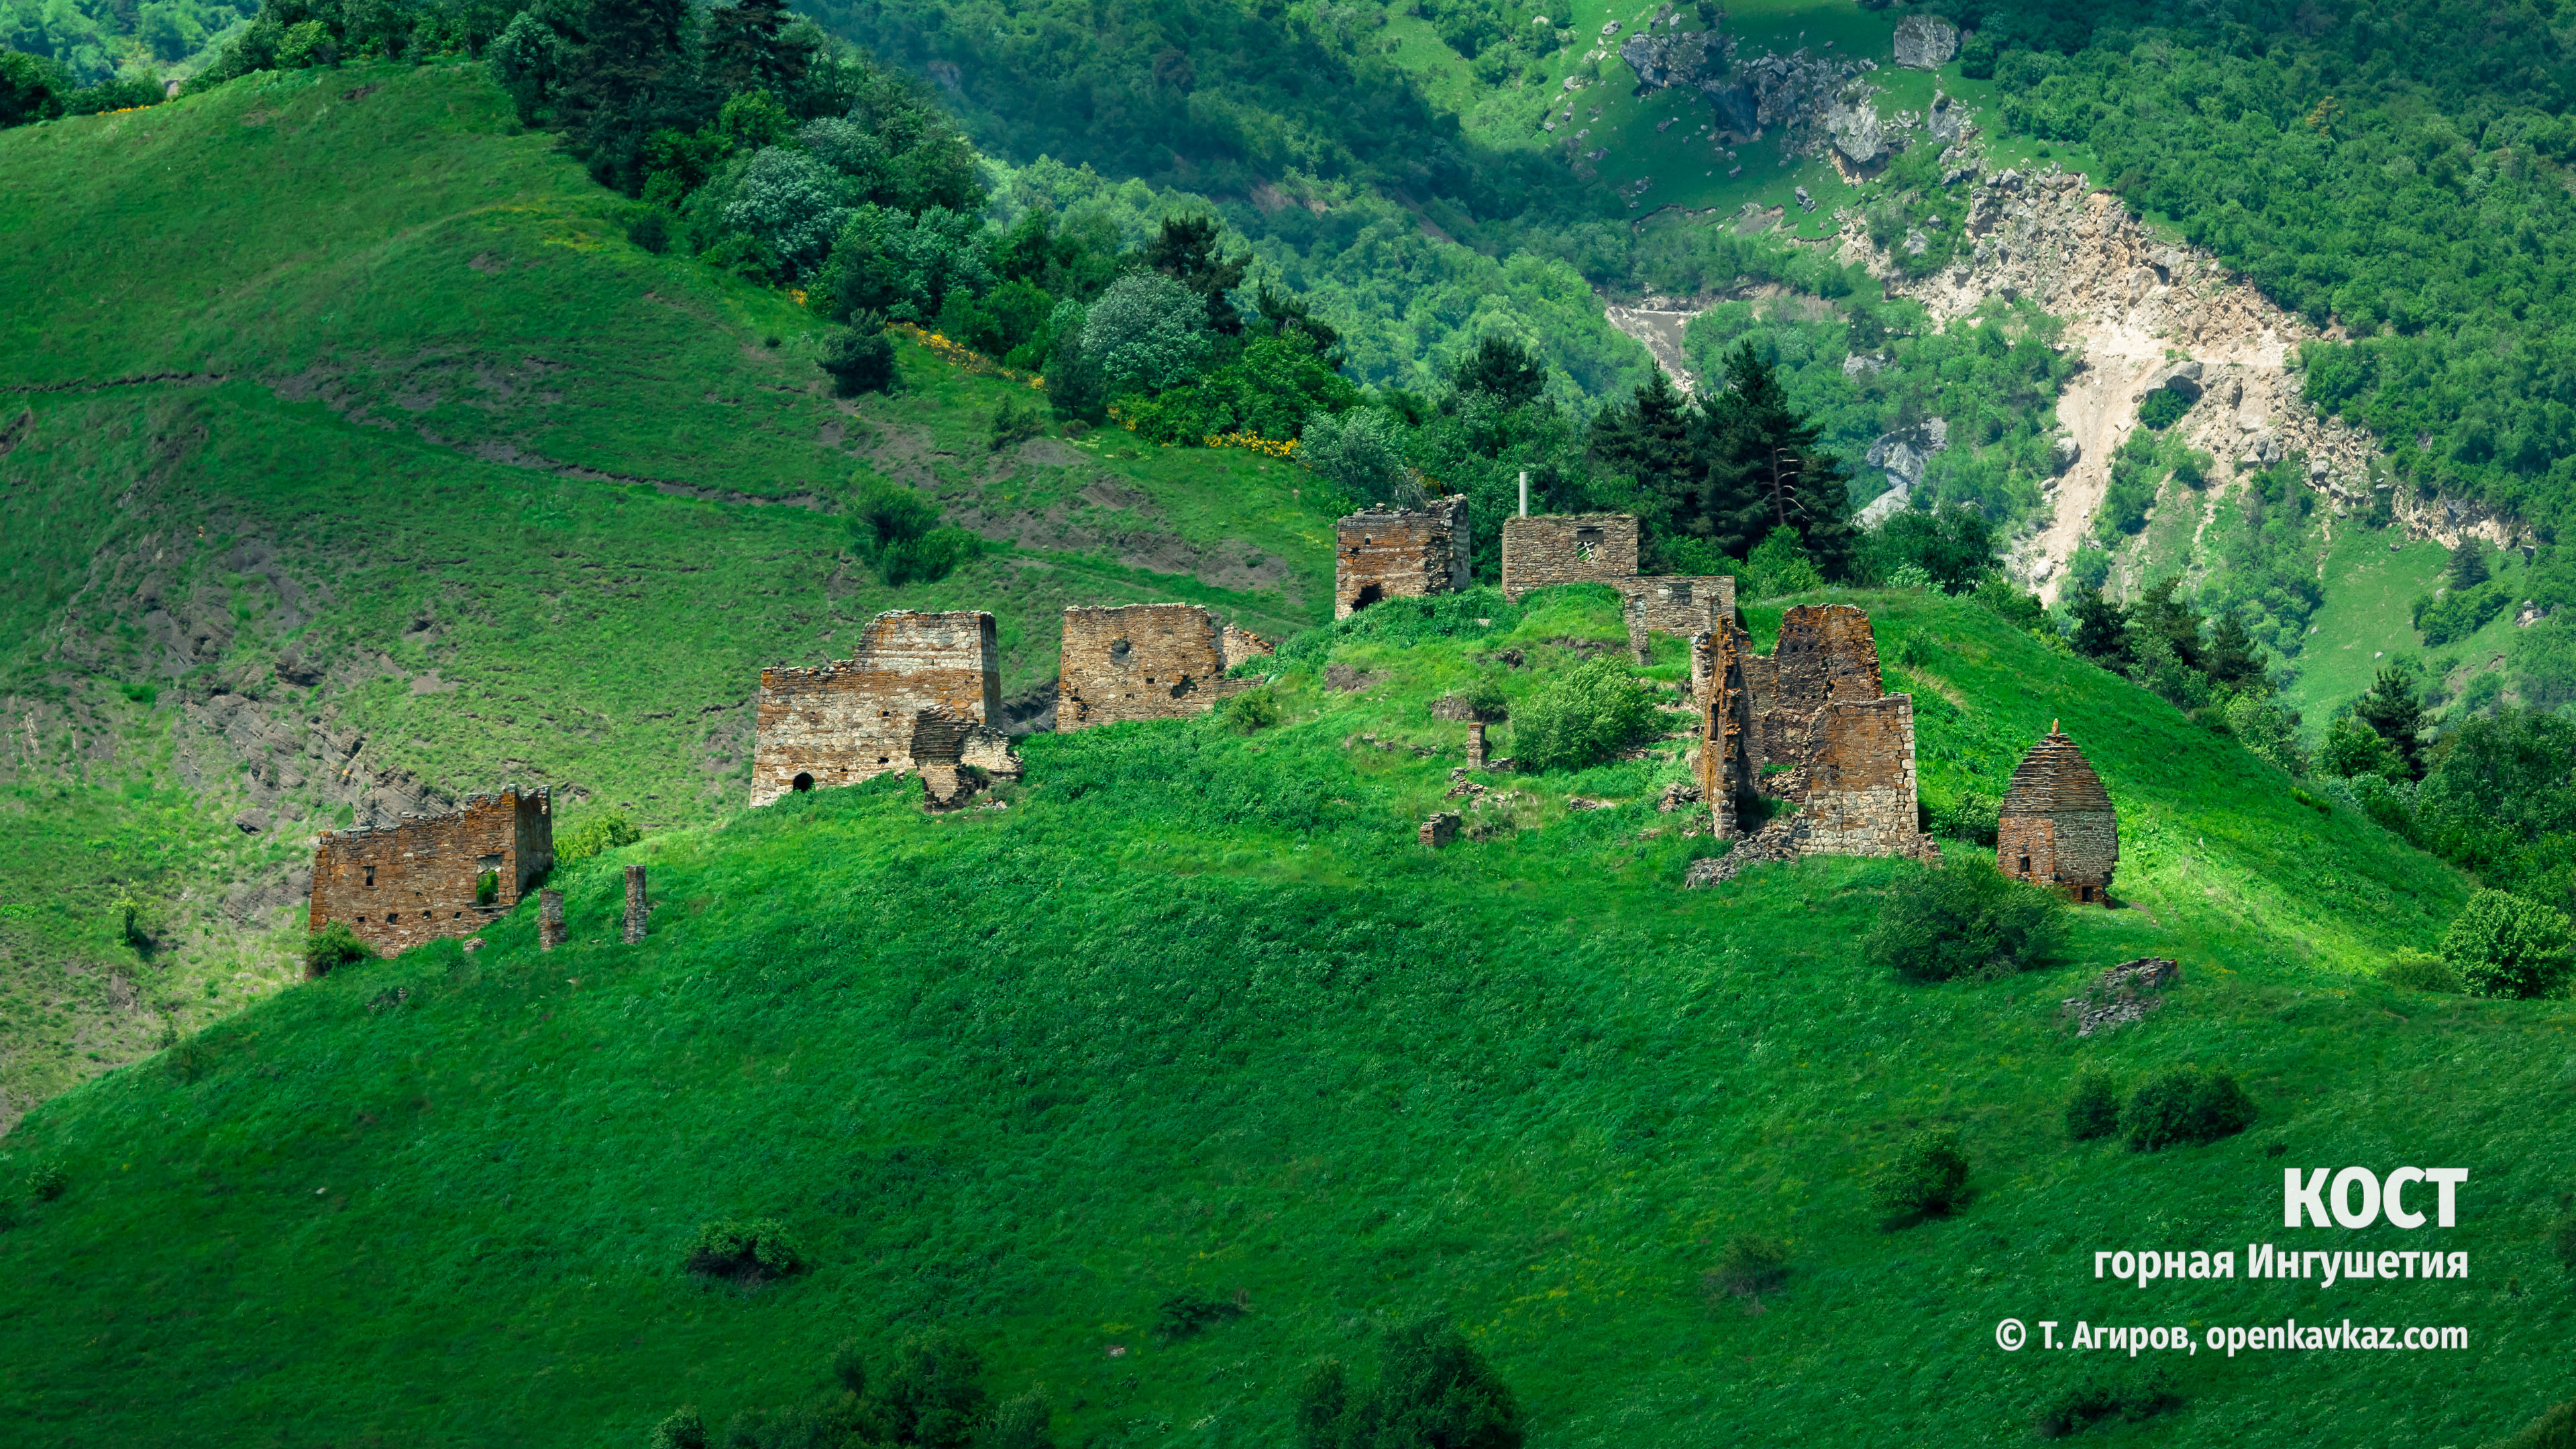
[623,865,649,945]
[539,890,566,951]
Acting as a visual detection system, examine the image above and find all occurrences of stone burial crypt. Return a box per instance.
[307,786,555,957]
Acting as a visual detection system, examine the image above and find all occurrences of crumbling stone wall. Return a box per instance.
[1693,603,1937,864]
[1785,696,1923,856]
[308,787,553,956]
[752,610,1002,806]
[1500,515,1640,599]
[1999,728,2119,903]
[1621,574,1737,661]
[1057,602,1272,731]
[1336,497,1470,618]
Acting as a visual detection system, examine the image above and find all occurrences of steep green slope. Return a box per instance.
[0,63,1336,1122]
[5,588,2546,1449]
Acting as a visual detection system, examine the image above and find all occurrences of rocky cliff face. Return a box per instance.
[1837,166,2520,598]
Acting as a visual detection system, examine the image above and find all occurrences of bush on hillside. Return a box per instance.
[2442,889,2573,999]
[982,1389,1057,1449]
[1870,1129,1970,1225]
[1923,788,2000,847]
[847,476,983,586]
[558,812,643,863]
[1295,1317,1522,1449]
[2379,949,2464,994]
[2065,1072,2121,1142]
[1707,1233,1789,1302]
[2033,1369,2179,1438]
[304,920,376,979]
[1220,688,1279,734]
[859,1329,989,1447]
[684,1218,805,1283]
[1863,862,2067,983]
[647,1407,708,1449]
[2137,387,2192,430]
[821,321,898,396]
[2495,1398,2576,1449]
[1155,1287,1245,1341]
[1509,658,1659,773]
[2123,1067,2257,1151]
[988,396,1045,451]
[27,1161,66,1202]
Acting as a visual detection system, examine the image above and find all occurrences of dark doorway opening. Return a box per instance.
[792,772,814,792]
[1352,584,1384,612]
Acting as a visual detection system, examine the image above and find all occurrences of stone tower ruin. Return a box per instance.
[1335,496,1470,619]
[1619,574,1736,662]
[753,610,1006,806]
[1500,514,1640,599]
[308,787,553,958]
[1695,604,1937,864]
[1057,602,1273,731]
[1998,724,2118,904]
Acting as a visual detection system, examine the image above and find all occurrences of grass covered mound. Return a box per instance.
[1,587,2561,1447]
[0,62,1338,1116]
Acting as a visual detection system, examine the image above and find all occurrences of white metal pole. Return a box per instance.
[1518,470,1528,517]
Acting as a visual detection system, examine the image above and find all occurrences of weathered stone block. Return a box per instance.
[623,864,648,945]
[1420,812,1462,847]
[308,787,555,958]
[1336,497,1470,618]
[753,610,1002,806]
[1057,602,1271,731]
[1500,515,1640,599]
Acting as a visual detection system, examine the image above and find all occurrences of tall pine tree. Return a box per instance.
[559,0,695,193]
[1699,343,1856,577]
[706,0,804,98]
[2354,663,2426,780]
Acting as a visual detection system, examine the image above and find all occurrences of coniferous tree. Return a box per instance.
[2449,538,2490,590]
[1701,343,1857,577]
[1144,214,1248,334]
[2355,663,2427,780]
[704,0,803,98]
[1450,335,1547,411]
[2130,578,2206,676]
[2068,585,2133,666]
[1589,368,1709,556]
[559,0,695,193]
[2202,610,2267,692]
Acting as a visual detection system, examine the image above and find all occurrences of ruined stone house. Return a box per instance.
[1998,725,2118,904]
[1695,603,1936,863]
[1619,574,1735,662]
[752,610,1007,807]
[308,787,553,958]
[1056,602,1273,731]
[1336,496,1470,619]
[1500,514,1640,599]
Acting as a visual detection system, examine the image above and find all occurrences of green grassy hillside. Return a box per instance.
[6,586,2555,1448]
[0,63,1336,1123]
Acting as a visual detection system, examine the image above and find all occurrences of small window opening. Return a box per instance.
[1110,638,1133,665]
[2017,855,2031,874]
[792,771,814,792]
[1668,582,1692,604]
[363,865,376,888]
[475,870,499,907]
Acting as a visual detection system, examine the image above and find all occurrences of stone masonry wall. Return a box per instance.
[1501,515,1640,599]
[1622,574,1737,661]
[1336,496,1470,619]
[1998,730,2119,902]
[1693,623,1755,839]
[309,787,553,957]
[1057,603,1270,731]
[752,610,1002,807]
[1786,696,1921,857]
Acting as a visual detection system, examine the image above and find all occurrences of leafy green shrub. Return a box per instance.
[1509,658,1659,773]
[2442,889,2574,999]
[1295,1317,1522,1449]
[2065,1073,2121,1141]
[647,1407,708,1449]
[1862,862,2067,983]
[557,812,643,863]
[1923,789,2000,847]
[1742,525,1825,597]
[1870,1129,1969,1224]
[304,920,376,979]
[1155,1287,1245,1341]
[2033,1369,2178,1438]
[2379,949,2463,994]
[683,1218,805,1283]
[2123,1067,2257,1151]
[626,209,671,255]
[1220,688,1279,735]
[2137,387,2192,430]
[858,1329,989,1447]
[28,1161,66,1202]
[2495,1398,2576,1449]
[982,1389,1055,1449]
[847,476,985,586]
[474,870,499,907]
[1958,31,1997,78]
[821,325,898,397]
[1707,1233,1788,1301]
[1,50,68,128]
[988,396,1044,451]
[2420,582,2510,647]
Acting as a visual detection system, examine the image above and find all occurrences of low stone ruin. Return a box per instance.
[1336,497,1470,619]
[753,610,1008,806]
[2061,957,2178,1036]
[1501,514,1642,599]
[1056,602,1273,731]
[308,787,554,959]
[1619,574,1736,663]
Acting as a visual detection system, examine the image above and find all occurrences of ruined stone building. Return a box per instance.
[753,610,1007,807]
[1057,602,1273,731]
[1500,514,1640,599]
[1336,497,1470,619]
[1695,603,1936,863]
[1620,574,1736,662]
[1999,726,2119,904]
[308,787,553,958]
